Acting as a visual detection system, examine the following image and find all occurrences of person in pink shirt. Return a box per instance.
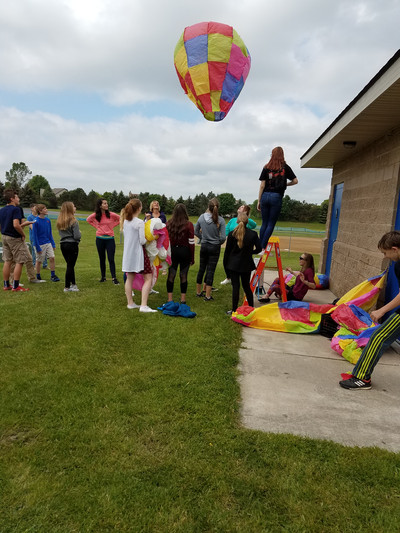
[87,198,120,284]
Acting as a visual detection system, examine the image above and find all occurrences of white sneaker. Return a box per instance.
[127,302,140,309]
[139,305,157,313]
[220,278,231,285]
[64,287,71,292]
[149,289,159,294]
[70,285,79,292]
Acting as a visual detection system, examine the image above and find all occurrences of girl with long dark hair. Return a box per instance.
[87,198,120,284]
[166,203,195,304]
[257,146,298,250]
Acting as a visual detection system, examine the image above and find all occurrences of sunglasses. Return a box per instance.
[299,256,306,260]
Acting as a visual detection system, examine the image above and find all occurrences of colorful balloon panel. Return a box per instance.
[174,21,251,121]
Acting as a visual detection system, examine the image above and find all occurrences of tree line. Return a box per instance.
[1,162,329,223]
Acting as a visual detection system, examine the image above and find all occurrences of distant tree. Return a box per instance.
[87,190,101,211]
[61,188,88,209]
[193,193,208,215]
[0,181,5,203]
[5,162,32,190]
[206,191,216,200]
[160,194,168,212]
[115,191,129,212]
[217,193,236,216]
[41,188,58,208]
[165,196,176,214]
[184,196,197,216]
[19,184,37,207]
[138,192,150,212]
[28,175,51,195]
[319,199,329,224]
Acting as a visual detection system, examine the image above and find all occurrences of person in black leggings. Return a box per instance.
[194,198,226,301]
[166,204,195,304]
[56,202,81,292]
[223,213,261,313]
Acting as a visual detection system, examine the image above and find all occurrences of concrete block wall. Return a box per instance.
[322,127,400,298]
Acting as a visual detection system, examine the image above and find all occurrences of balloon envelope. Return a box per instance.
[174,21,251,121]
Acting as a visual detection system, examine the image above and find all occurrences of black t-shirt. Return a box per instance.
[259,163,297,197]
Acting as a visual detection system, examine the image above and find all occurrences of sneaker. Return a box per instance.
[259,297,271,304]
[112,278,120,285]
[211,287,218,292]
[149,288,159,294]
[30,279,46,283]
[220,278,231,285]
[339,377,372,390]
[196,292,204,297]
[204,296,214,301]
[127,302,140,309]
[139,305,157,313]
[64,287,71,292]
[226,310,233,315]
[69,285,79,292]
[51,276,60,282]
[3,285,12,291]
[99,277,106,282]
[12,286,30,292]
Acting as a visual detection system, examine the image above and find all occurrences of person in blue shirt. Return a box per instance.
[32,204,60,282]
[0,189,30,291]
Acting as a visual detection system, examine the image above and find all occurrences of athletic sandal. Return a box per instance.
[339,377,372,390]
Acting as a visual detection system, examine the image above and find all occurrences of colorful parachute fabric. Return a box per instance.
[174,21,251,121]
[284,272,329,290]
[232,271,387,362]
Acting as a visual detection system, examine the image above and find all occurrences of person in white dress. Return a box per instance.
[122,199,157,313]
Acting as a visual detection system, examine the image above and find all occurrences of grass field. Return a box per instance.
[1,219,399,532]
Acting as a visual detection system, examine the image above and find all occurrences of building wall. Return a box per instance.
[321,126,400,297]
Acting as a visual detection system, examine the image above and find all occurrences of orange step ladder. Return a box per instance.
[244,236,287,305]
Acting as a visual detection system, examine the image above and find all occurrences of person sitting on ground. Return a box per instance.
[223,213,261,314]
[259,252,315,303]
[221,204,257,285]
[32,204,60,282]
[339,231,400,390]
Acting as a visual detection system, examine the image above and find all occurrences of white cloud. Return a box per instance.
[0,0,398,205]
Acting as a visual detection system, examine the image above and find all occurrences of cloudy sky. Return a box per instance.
[0,0,399,205]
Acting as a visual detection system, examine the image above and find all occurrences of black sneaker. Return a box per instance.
[211,287,218,292]
[204,296,214,301]
[99,278,106,282]
[196,291,204,297]
[226,310,233,315]
[112,278,120,285]
[339,377,372,390]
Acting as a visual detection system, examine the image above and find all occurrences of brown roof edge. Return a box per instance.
[300,49,400,161]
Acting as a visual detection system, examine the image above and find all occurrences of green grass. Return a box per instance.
[1,221,399,532]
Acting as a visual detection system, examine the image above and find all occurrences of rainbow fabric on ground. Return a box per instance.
[174,21,251,121]
[232,271,387,363]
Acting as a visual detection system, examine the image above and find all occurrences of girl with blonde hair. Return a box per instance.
[57,202,81,292]
[223,213,261,314]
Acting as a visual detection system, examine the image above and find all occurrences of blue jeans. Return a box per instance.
[259,192,282,249]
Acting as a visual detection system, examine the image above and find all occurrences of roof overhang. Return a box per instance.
[301,50,400,169]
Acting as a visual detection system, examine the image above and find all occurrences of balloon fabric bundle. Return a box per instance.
[174,21,251,121]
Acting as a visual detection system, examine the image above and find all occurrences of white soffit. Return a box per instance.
[301,51,400,168]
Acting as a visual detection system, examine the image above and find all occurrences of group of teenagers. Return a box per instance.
[2,145,399,390]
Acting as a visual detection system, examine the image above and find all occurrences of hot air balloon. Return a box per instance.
[174,21,251,122]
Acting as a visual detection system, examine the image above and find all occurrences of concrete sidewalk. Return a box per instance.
[238,270,400,452]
